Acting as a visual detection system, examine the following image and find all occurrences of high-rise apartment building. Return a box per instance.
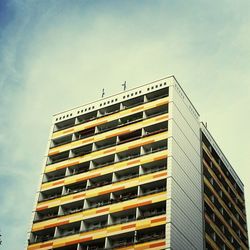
[201,124,248,249]
[27,76,248,250]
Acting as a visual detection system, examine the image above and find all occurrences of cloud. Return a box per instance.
[0,0,250,248]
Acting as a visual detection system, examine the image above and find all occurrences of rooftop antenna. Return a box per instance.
[122,81,127,91]
[101,88,105,98]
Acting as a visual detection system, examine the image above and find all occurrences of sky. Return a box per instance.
[0,0,250,249]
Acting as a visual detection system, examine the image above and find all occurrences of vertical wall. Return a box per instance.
[166,78,203,249]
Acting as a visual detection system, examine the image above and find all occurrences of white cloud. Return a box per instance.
[0,0,250,248]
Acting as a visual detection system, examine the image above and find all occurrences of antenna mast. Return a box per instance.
[122,81,127,91]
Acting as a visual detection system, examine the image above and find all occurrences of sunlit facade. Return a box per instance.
[27,76,248,250]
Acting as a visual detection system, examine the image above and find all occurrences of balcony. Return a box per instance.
[112,187,138,202]
[140,179,167,196]
[52,93,168,146]
[144,121,168,136]
[44,139,166,184]
[98,103,120,117]
[75,127,95,140]
[117,129,142,144]
[39,187,63,202]
[145,104,168,118]
[120,112,143,126]
[122,96,144,109]
[67,162,90,176]
[71,144,92,157]
[86,194,111,209]
[94,137,116,151]
[138,201,166,219]
[47,151,69,165]
[80,239,105,250]
[54,118,75,132]
[83,215,108,231]
[110,208,136,226]
[136,225,165,243]
[56,245,78,250]
[40,156,167,206]
[96,119,119,133]
[141,159,167,175]
[87,173,112,189]
[77,111,98,124]
[48,108,168,166]
[64,181,87,195]
[109,232,135,248]
[91,154,115,169]
[115,166,139,182]
[57,221,81,237]
[142,139,167,155]
[34,207,59,222]
[43,168,66,183]
[61,200,84,215]
[30,227,55,244]
[35,181,167,222]
[51,134,73,148]
[40,153,167,206]
[116,148,140,162]
[146,87,168,101]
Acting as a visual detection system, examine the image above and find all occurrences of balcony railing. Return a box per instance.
[44,138,167,184]
[47,120,168,168]
[89,200,110,209]
[144,165,167,174]
[64,207,83,215]
[41,193,61,202]
[87,180,112,190]
[118,173,139,181]
[37,213,58,221]
[51,96,168,147]
[66,187,86,195]
[31,204,166,244]
[88,245,105,250]
[33,234,54,243]
[143,187,166,196]
[48,156,69,165]
[137,231,165,243]
[31,226,165,245]
[112,239,134,248]
[88,222,107,231]
[43,174,65,183]
[34,184,167,223]
[112,216,136,225]
[38,162,167,204]
[138,209,166,219]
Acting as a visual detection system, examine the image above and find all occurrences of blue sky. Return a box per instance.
[0,0,250,249]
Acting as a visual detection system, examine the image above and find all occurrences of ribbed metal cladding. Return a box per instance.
[166,81,204,250]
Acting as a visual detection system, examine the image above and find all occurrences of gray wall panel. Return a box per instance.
[171,83,200,138]
[171,103,200,155]
[169,192,203,249]
[171,116,200,167]
[170,223,197,250]
[170,178,203,230]
[170,140,201,197]
[168,84,203,250]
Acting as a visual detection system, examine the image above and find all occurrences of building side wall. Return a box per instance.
[202,130,249,249]
[168,83,203,249]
